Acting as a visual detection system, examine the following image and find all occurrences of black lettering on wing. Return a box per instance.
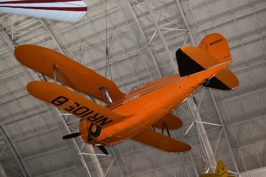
[95,117,113,126]
[65,102,80,111]
[87,113,104,122]
[82,110,94,117]
[73,107,89,115]
[51,96,68,105]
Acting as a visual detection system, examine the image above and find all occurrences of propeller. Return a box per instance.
[62,132,81,139]
[97,145,108,155]
[62,132,109,155]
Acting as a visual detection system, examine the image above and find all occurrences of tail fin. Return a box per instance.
[176,33,239,90]
[198,33,238,90]
[175,46,219,77]
[198,33,231,64]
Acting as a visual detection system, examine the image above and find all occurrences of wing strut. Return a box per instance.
[161,122,171,137]
[52,64,81,94]
[100,87,113,104]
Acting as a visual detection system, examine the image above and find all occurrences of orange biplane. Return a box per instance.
[14,33,238,155]
[200,160,235,177]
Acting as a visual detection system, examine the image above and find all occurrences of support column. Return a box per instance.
[210,90,241,176]
[85,145,104,177]
[187,98,217,172]
[176,0,217,172]
[0,127,29,176]
[0,164,7,177]
[55,111,93,177]
[176,0,241,174]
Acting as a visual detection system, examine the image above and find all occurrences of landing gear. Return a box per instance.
[203,78,210,86]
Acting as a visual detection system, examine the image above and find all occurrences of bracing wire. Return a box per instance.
[55,67,81,94]
[104,0,112,80]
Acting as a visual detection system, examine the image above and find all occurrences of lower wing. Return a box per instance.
[153,113,183,130]
[27,81,124,127]
[130,128,191,153]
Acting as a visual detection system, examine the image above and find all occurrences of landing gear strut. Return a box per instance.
[203,78,210,86]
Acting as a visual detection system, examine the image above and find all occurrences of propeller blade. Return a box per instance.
[97,145,108,155]
[62,132,81,139]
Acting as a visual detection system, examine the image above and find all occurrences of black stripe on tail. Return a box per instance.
[175,49,204,77]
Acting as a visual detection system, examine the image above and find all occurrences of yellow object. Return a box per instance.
[200,160,235,177]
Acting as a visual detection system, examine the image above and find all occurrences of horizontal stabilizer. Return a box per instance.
[205,69,239,90]
[0,0,87,22]
[176,46,218,77]
[27,81,124,127]
[130,128,191,153]
[153,114,183,130]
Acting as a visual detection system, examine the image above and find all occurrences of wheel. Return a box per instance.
[89,124,101,137]
[203,78,210,86]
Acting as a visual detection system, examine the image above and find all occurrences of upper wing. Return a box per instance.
[130,128,191,153]
[153,113,183,130]
[15,44,125,103]
[27,81,124,127]
[0,0,87,22]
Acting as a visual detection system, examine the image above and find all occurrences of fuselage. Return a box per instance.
[14,43,234,149]
[80,61,229,146]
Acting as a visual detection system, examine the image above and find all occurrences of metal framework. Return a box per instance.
[0,0,266,176]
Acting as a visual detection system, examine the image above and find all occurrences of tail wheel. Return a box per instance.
[89,124,101,137]
[203,78,210,86]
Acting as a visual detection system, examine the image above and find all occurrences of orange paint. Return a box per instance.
[15,33,239,153]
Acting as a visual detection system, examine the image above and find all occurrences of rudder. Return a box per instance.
[198,33,231,64]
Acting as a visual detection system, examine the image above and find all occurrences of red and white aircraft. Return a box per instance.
[0,0,87,22]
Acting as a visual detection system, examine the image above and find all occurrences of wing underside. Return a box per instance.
[153,113,183,130]
[27,81,124,127]
[0,0,87,22]
[130,128,191,153]
[14,44,125,103]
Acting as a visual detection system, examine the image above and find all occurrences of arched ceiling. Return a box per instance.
[0,0,266,176]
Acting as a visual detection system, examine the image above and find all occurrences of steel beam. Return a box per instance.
[187,98,217,172]
[210,89,241,176]
[126,0,163,78]
[176,0,217,172]
[0,127,29,176]
[0,164,7,177]
[55,110,92,177]
[85,145,104,177]
[143,0,178,73]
